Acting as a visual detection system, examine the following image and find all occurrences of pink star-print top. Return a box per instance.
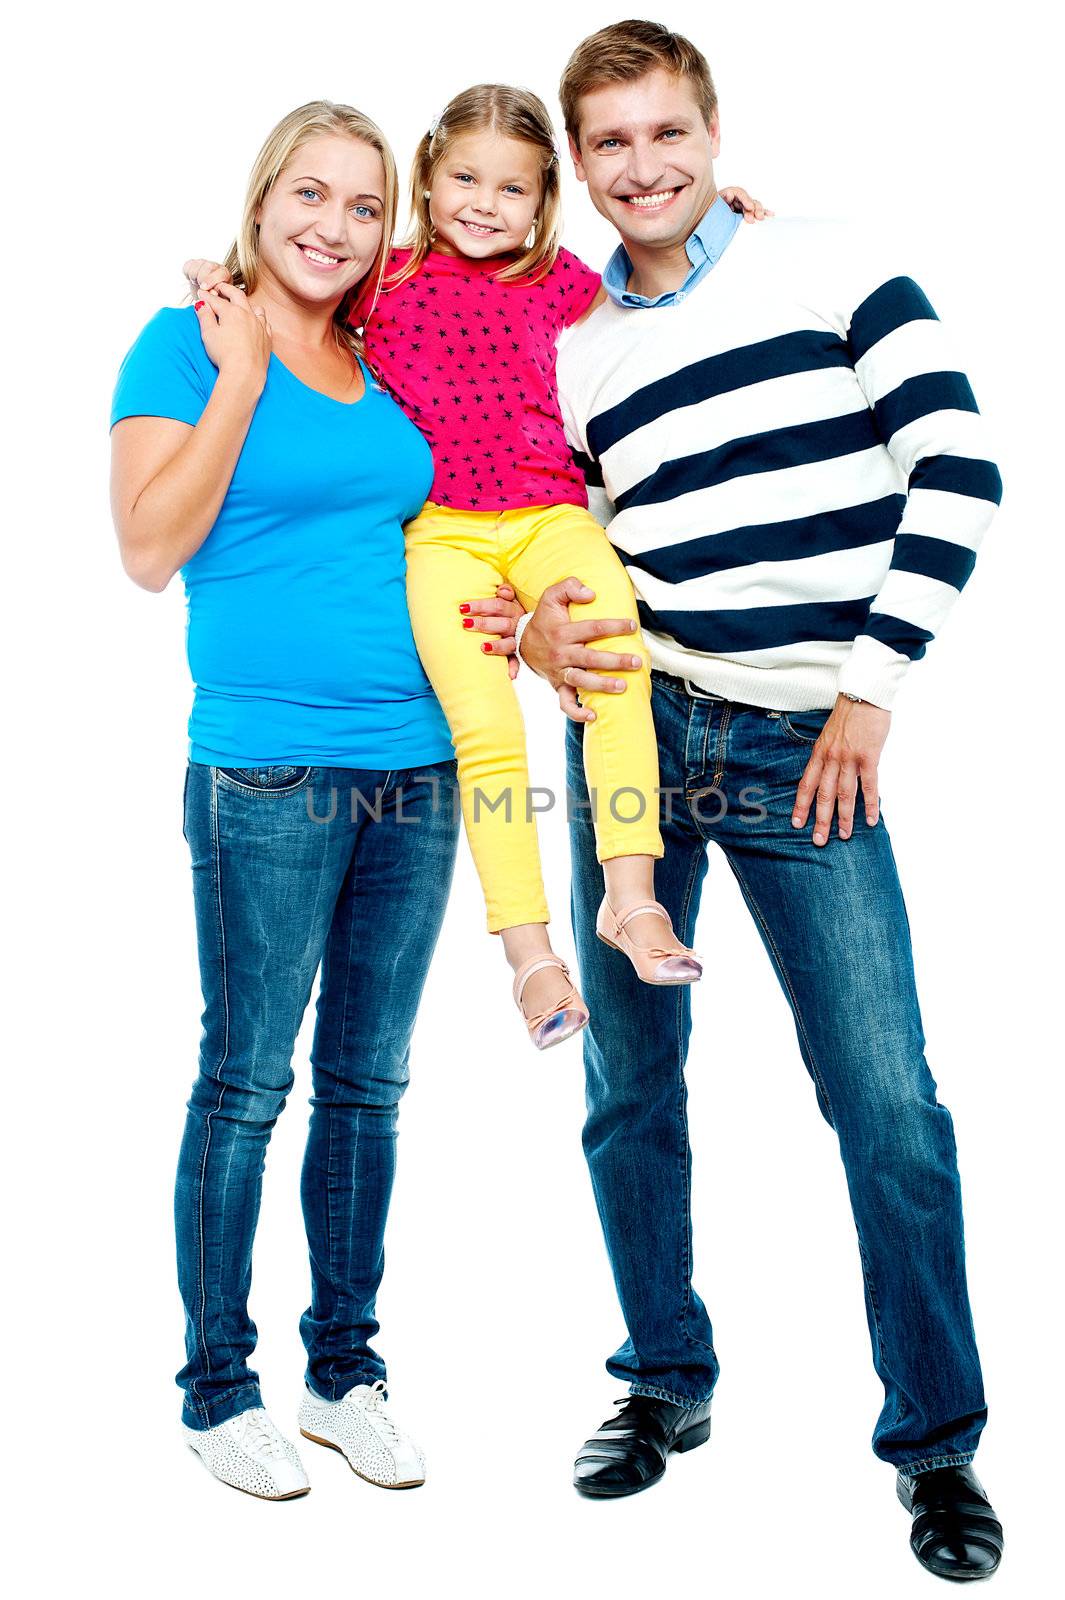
[358,246,601,512]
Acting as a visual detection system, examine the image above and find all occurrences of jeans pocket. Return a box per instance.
[215,765,313,793]
[779,709,832,746]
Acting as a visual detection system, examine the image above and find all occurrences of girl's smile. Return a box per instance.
[428,131,542,258]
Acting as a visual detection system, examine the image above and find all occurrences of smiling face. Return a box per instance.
[427,130,543,260]
[254,133,386,308]
[570,68,720,257]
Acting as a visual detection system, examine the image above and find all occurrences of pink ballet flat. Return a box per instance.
[595,897,703,986]
[512,954,590,1051]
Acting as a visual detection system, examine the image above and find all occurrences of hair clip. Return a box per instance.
[428,112,442,139]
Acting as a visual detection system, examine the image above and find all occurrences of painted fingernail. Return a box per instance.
[458,603,470,613]
[462,618,474,629]
[194,300,205,310]
[481,642,492,653]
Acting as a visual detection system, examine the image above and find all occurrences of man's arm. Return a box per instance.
[838,272,1003,707]
[792,265,1002,846]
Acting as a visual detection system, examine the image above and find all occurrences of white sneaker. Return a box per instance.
[298,1380,426,1487]
[182,1406,311,1499]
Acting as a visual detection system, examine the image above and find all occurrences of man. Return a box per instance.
[514,18,1003,1584]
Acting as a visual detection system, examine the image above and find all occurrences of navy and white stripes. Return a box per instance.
[557,221,1001,710]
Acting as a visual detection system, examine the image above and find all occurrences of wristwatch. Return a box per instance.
[840,691,864,703]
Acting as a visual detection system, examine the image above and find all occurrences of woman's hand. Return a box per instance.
[458,583,525,680]
[183,257,232,296]
[193,283,272,394]
[719,186,773,222]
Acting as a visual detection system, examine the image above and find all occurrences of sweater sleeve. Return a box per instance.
[837,272,1002,707]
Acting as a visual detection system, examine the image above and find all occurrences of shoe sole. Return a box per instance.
[300,1427,425,1489]
[185,1443,310,1500]
[574,1416,711,1499]
[896,1476,1001,1583]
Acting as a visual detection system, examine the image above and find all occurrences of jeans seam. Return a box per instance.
[675,843,711,1359]
[724,857,838,1128]
[898,1451,977,1475]
[724,857,892,1385]
[323,858,360,1400]
[629,1382,711,1407]
[189,768,233,1427]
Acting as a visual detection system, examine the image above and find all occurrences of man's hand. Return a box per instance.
[518,578,643,723]
[457,583,525,680]
[791,697,891,845]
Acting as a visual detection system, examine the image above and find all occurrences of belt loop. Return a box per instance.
[684,677,724,703]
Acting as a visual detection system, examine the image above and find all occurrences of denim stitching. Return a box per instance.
[674,843,715,1362]
[323,835,360,1401]
[723,857,894,1386]
[212,766,314,796]
[723,858,838,1128]
[898,1451,977,1475]
[629,1383,712,1408]
[189,768,233,1427]
[854,1229,890,1393]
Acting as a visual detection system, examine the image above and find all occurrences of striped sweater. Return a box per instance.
[556,218,1002,710]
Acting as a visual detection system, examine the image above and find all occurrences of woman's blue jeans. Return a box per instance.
[566,674,987,1473]
[177,759,459,1431]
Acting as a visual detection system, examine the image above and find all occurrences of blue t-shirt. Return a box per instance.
[111,306,454,768]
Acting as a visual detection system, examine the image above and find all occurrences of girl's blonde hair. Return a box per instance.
[222,100,400,359]
[394,84,563,290]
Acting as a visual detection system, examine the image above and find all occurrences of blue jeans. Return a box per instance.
[177,759,459,1431]
[566,674,987,1472]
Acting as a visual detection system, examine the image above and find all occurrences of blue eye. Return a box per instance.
[352,205,377,219]
[598,138,620,151]
[455,173,474,184]
[504,185,525,196]
[298,188,320,201]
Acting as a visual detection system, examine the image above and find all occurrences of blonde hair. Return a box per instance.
[393,84,562,290]
[222,100,400,359]
[559,19,718,148]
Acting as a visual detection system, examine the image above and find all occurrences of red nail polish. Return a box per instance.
[194,300,205,310]
[462,618,474,629]
[458,603,470,614]
[481,642,492,653]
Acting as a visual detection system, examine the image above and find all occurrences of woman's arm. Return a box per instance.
[111,286,270,592]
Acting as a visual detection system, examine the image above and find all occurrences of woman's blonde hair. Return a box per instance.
[222,100,400,359]
[394,84,563,290]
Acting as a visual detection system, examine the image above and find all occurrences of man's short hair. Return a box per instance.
[559,19,718,148]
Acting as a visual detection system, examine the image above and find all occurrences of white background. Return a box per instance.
[5,1,1060,1595]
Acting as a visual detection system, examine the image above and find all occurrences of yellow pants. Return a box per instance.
[404,501,663,933]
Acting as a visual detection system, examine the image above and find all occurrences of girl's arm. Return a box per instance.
[720,185,773,221]
[111,286,270,591]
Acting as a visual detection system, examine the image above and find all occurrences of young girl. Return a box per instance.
[188,85,762,1049]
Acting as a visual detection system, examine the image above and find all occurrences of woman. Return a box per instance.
[110,102,466,1500]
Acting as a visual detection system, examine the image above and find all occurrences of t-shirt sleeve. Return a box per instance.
[552,247,602,329]
[110,306,212,430]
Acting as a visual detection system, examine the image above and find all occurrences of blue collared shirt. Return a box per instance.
[601,194,741,309]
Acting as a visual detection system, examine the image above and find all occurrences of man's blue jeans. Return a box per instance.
[566,674,987,1472]
[177,759,459,1431]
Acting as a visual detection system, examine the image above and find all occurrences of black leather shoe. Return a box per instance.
[898,1464,1004,1581]
[573,1394,712,1498]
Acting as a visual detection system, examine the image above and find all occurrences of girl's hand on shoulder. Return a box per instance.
[720,186,773,222]
[183,257,232,297]
[193,283,271,394]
